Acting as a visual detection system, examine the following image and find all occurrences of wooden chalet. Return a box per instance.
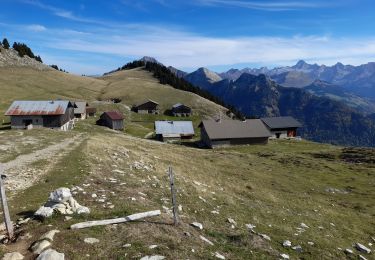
[4,100,75,131]
[132,99,159,114]
[171,103,192,117]
[199,119,271,148]
[155,121,195,142]
[261,116,302,139]
[98,111,124,130]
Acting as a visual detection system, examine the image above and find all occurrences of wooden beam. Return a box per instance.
[0,164,13,239]
[168,166,179,226]
[70,210,161,230]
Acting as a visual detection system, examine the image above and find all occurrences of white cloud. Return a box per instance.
[194,0,325,11]
[42,26,375,72]
[26,24,46,32]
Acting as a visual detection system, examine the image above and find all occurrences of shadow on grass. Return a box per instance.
[0,125,11,131]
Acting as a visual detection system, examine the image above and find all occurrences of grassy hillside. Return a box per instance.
[0,120,374,259]
[0,66,373,259]
[0,67,226,138]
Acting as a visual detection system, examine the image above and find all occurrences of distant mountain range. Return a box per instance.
[166,60,375,147]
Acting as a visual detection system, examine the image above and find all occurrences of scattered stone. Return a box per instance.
[34,207,54,218]
[259,234,271,241]
[91,194,97,198]
[49,188,72,203]
[17,218,30,225]
[191,222,203,230]
[123,244,131,248]
[178,205,183,212]
[214,252,225,259]
[84,238,99,244]
[2,252,24,260]
[356,243,371,254]
[31,240,52,255]
[39,230,60,242]
[245,224,256,233]
[184,232,191,237]
[283,240,292,247]
[149,245,158,249]
[359,255,368,260]
[344,248,353,254]
[64,216,72,221]
[330,223,335,227]
[211,210,219,214]
[307,241,314,246]
[280,254,289,259]
[140,256,165,260]
[200,235,214,246]
[36,249,64,260]
[292,245,303,253]
[300,223,309,229]
[227,218,236,225]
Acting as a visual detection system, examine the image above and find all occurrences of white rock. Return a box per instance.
[359,255,368,260]
[39,230,60,242]
[356,243,371,254]
[35,206,54,218]
[123,244,131,248]
[227,218,236,225]
[31,240,52,254]
[283,240,292,247]
[91,194,97,198]
[300,223,309,229]
[307,241,314,246]
[84,238,99,244]
[200,235,214,246]
[292,245,303,253]
[140,256,165,260]
[149,245,158,249]
[214,252,225,259]
[2,252,24,260]
[36,249,64,260]
[178,205,183,212]
[211,210,220,214]
[260,234,271,241]
[344,248,353,254]
[49,188,72,203]
[64,216,72,221]
[191,222,203,230]
[280,254,289,259]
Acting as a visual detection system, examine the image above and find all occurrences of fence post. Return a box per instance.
[0,164,13,239]
[168,166,179,226]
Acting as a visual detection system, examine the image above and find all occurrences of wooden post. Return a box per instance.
[168,166,179,226]
[0,164,13,239]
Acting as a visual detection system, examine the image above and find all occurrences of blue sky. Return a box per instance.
[1,0,375,74]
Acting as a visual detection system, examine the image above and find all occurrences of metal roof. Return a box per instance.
[155,121,195,136]
[261,116,302,129]
[5,100,72,116]
[103,111,124,120]
[199,119,271,140]
[74,101,87,114]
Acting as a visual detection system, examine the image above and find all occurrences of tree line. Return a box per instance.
[1,37,42,63]
[116,60,245,119]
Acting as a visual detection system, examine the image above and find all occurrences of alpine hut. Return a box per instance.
[155,121,195,142]
[199,119,271,148]
[261,116,302,139]
[4,100,75,130]
[99,111,124,130]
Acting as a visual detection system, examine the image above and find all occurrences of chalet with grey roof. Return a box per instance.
[74,101,88,119]
[155,121,195,142]
[199,119,271,148]
[5,100,75,130]
[261,116,302,139]
[171,103,192,117]
[132,99,159,114]
[98,111,124,130]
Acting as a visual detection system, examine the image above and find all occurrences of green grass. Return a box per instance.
[5,131,373,259]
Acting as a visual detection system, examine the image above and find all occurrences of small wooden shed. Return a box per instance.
[99,111,124,130]
[261,116,302,139]
[74,101,88,119]
[86,107,97,117]
[132,100,159,114]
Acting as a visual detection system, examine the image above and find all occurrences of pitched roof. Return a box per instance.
[199,119,271,140]
[103,111,124,120]
[155,121,195,136]
[74,101,88,114]
[5,100,73,116]
[134,99,159,107]
[261,116,302,129]
[172,103,191,109]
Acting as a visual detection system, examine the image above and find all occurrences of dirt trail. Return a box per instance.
[0,134,86,192]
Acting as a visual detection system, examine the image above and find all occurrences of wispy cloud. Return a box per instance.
[26,24,46,32]
[195,0,325,11]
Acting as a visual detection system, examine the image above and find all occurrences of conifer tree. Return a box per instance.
[2,38,10,49]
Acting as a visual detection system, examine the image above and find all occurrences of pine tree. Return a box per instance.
[2,38,10,49]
